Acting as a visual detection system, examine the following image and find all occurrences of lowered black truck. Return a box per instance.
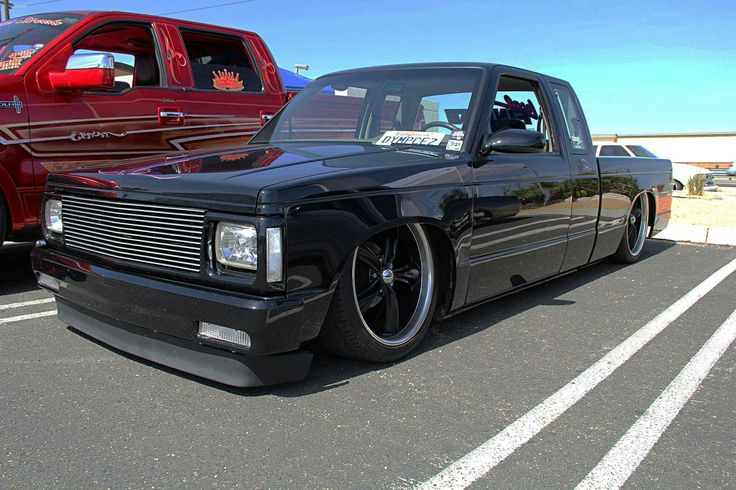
[32,63,672,387]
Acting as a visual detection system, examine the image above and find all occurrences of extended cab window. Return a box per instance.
[73,23,161,92]
[0,13,84,74]
[181,30,263,93]
[552,84,589,152]
[492,76,555,152]
[600,145,629,157]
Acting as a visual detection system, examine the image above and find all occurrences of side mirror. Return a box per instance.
[480,128,546,154]
[49,53,115,91]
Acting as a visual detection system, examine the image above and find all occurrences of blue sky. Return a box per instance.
[13,0,736,134]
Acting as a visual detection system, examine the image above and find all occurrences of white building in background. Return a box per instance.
[592,132,736,169]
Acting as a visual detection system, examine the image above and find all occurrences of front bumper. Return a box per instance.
[32,246,332,387]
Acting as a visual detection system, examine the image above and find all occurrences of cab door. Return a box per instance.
[164,26,285,151]
[466,69,573,304]
[27,20,185,177]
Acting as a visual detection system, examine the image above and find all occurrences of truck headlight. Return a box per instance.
[44,199,63,234]
[215,222,257,270]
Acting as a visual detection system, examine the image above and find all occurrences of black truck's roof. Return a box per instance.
[322,62,570,87]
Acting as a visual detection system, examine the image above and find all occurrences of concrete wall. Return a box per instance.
[592,133,736,169]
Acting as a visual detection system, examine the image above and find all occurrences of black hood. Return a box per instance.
[47,142,458,212]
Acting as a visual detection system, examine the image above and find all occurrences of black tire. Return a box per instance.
[318,224,437,362]
[673,180,683,191]
[613,193,649,263]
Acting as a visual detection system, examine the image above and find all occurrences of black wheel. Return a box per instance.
[673,180,683,191]
[613,193,649,263]
[318,224,437,362]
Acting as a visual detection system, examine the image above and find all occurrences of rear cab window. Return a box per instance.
[550,83,590,154]
[180,29,263,93]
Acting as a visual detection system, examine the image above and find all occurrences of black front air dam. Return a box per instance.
[57,300,313,388]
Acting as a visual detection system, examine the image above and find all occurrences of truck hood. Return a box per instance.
[47,142,457,213]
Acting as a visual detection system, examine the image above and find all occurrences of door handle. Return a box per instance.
[158,107,185,125]
[260,111,274,126]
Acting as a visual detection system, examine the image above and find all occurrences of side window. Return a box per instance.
[552,84,589,152]
[74,23,160,92]
[600,145,630,157]
[492,76,555,152]
[180,29,263,93]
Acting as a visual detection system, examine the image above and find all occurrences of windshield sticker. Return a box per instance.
[446,139,462,151]
[0,45,42,71]
[375,131,445,146]
[0,95,23,114]
[450,130,464,140]
[494,95,538,124]
[0,17,64,27]
[212,69,245,91]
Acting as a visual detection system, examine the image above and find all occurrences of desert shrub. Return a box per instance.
[687,174,705,196]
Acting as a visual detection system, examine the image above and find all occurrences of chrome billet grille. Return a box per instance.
[62,195,205,273]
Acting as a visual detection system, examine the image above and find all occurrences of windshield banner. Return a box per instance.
[374,131,445,146]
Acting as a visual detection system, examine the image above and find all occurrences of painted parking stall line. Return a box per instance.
[417,257,736,490]
[0,298,54,311]
[0,310,57,325]
[575,307,736,490]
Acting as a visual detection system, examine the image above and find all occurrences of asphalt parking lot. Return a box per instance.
[1,240,735,489]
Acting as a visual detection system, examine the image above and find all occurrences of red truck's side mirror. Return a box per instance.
[49,53,115,91]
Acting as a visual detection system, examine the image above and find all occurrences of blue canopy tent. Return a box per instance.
[278,67,312,92]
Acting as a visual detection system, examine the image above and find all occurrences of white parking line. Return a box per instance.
[417,257,736,490]
[0,298,55,311]
[0,310,57,325]
[575,307,736,489]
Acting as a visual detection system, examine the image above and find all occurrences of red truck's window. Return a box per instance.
[74,23,161,91]
[0,13,84,74]
[180,29,263,93]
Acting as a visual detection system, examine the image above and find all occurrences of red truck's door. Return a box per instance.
[156,25,284,151]
[25,20,188,177]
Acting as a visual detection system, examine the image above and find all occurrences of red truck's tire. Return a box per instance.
[613,193,649,263]
[0,192,6,247]
[318,224,437,362]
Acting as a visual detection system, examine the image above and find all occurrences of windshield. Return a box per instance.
[0,13,85,74]
[626,145,658,158]
[252,68,483,152]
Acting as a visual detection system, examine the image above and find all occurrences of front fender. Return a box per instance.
[284,186,473,298]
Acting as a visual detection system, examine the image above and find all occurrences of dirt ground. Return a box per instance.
[670,187,736,228]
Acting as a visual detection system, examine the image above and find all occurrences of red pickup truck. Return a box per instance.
[0,11,286,246]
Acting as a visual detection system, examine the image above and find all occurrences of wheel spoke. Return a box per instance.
[358,287,383,315]
[628,224,637,245]
[384,229,399,266]
[381,286,401,335]
[357,245,382,272]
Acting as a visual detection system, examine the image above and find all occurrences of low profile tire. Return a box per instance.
[318,224,437,362]
[673,180,683,191]
[613,193,649,263]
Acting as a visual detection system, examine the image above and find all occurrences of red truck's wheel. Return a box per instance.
[318,224,437,362]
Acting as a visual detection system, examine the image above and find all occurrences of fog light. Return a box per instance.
[198,322,251,348]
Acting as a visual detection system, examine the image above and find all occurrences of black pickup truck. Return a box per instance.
[32,63,672,387]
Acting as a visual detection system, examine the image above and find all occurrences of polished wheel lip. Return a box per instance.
[627,193,649,256]
[351,224,434,348]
